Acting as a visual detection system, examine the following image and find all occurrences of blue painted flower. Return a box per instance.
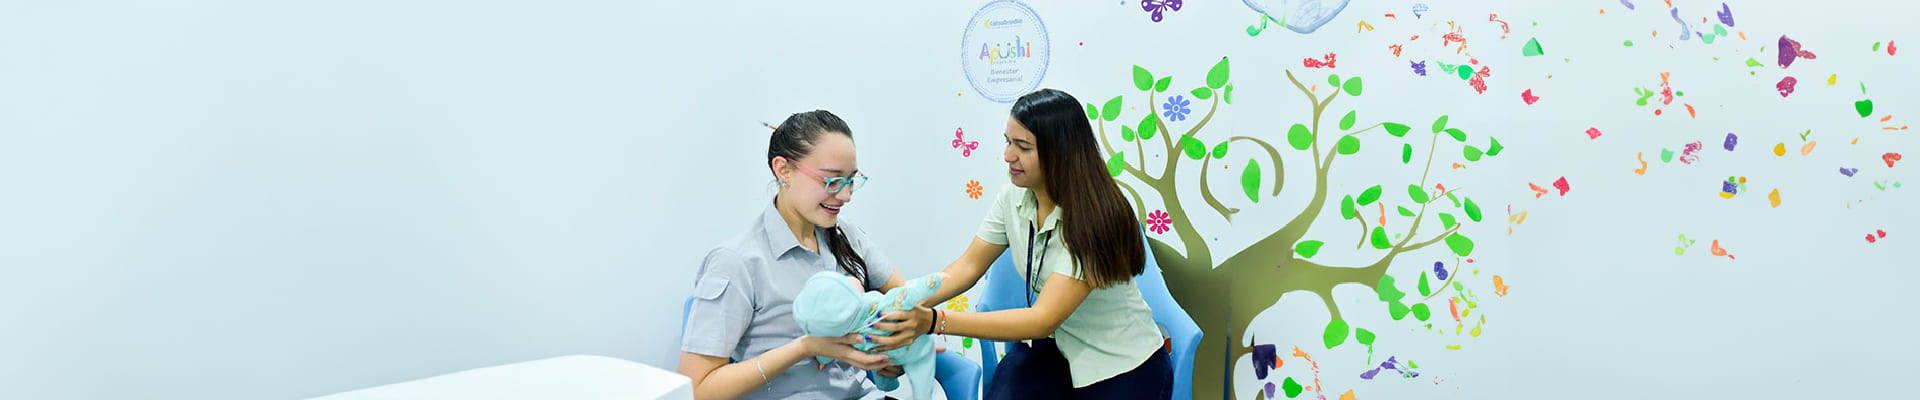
[1161,95,1192,122]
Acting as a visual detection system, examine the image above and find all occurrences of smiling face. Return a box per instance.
[1003,116,1044,190]
[773,133,858,229]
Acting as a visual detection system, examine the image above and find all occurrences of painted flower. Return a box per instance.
[1147,209,1173,234]
[966,180,984,199]
[944,294,970,312]
[1161,95,1192,122]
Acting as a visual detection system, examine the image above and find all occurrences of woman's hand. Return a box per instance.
[802,334,894,371]
[869,306,934,353]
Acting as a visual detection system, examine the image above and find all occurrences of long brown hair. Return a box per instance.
[1012,89,1145,289]
[766,110,869,290]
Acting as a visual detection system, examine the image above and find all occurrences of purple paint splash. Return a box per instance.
[1620,0,1635,10]
[1723,133,1738,151]
[1717,3,1735,27]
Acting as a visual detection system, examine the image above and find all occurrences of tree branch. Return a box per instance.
[1096,119,1160,185]
[1197,155,1240,222]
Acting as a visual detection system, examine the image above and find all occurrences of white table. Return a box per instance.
[312,355,693,400]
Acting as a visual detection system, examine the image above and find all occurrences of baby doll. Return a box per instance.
[791,271,947,400]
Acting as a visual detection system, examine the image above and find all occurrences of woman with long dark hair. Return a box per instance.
[870,89,1173,399]
[678,110,910,400]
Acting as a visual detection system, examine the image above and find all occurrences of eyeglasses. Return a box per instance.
[788,160,869,195]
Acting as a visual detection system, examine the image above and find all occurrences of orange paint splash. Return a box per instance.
[1492,275,1510,296]
[1685,103,1697,118]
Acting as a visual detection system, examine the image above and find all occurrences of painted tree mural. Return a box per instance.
[1088,57,1503,400]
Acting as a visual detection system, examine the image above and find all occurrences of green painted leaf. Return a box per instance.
[1190,87,1212,100]
[1371,226,1391,249]
[1445,233,1475,256]
[1485,136,1505,156]
[1408,184,1429,203]
[1463,145,1484,161]
[1282,377,1304,398]
[1102,96,1124,122]
[1335,135,1361,155]
[1388,301,1411,320]
[1438,213,1457,229]
[1357,185,1382,206]
[1181,136,1206,159]
[1241,160,1261,203]
[1138,113,1159,140]
[1341,195,1357,220]
[1402,143,1413,163]
[1323,319,1351,349]
[1355,328,1375,346]
[1445,128,1466,142]
[1107,152,1126,177]
[1120,126,1136,142]
[1085,103,1098,120]
[1411,303,1432,321]
[1207,57,1231,89]
[1339,110,1357,130]
[1398,206,1415,217]
[1211,141,1230,159]
[1378,275,1406,302]
[1418,271,1432,296]
[1343,76,1364,96]
[1327,74,1341,88]
[1464,198,1482,222]
[1383,123,1410,137]
[1132,66,1154,91]
[1154,77,1172,92]
[1294,240,1324,258]
[1446,191,1460,207]
[1287,123,1314,150]
[1432,115,1450,133]
[1224,83,1234,104]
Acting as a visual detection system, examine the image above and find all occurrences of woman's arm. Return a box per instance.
[933,272,1089,341]
[677,335,893,400]
[871,271,1091,350]
[918,238,1007,308]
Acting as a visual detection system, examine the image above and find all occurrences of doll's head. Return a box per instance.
[792,271,880,337]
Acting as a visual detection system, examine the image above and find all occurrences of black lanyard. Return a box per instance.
[1025,221,1050,307]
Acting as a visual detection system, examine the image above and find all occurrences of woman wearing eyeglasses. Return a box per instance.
[678,110,907,400]
[865,89,1172,399]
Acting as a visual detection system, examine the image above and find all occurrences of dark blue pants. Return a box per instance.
[984,338,1173,400]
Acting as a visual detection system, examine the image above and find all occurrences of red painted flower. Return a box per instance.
[1147,209,1173,234]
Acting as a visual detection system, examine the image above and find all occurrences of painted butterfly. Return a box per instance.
[1141,0,1182,23]
[952,128,979,157]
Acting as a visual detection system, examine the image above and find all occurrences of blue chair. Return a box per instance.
[680,297,981,400]
[974,234,1202,400]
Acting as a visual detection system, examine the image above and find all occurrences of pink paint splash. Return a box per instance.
[1776,76,1797,97]
[1552,177,1571,196]
[1585,127,1602,139]
[1521,89,1540,105]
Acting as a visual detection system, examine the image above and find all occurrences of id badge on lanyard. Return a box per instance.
[1025,221,1050,307]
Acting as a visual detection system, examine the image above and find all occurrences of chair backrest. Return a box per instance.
[976,234,1200,400]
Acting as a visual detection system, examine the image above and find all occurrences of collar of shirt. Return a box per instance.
[760,201,829,260]
[1014,189,1064,235]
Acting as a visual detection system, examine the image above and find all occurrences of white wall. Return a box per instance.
[1,1,1915,399]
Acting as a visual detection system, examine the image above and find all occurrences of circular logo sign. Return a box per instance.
[961,1,1050,103]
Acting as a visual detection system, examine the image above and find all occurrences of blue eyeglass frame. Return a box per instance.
[789,160,869,195]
